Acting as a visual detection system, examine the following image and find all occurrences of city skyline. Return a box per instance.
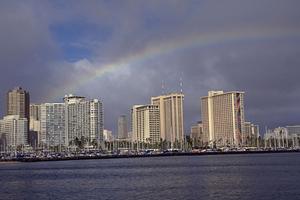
[1,1,300,134]
[0,85,298,136]
[1,2,300,200]
[1,85,299,150]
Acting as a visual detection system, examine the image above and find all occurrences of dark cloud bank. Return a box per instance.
[0,0,300,135]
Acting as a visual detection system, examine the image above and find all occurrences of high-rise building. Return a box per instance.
[90,99,104,143]
[30,104,40,121]
[29,104,41,131]
[64,95,103,146]
[201,91,245,147]
[131,105,160,144]
[7,87,30,120]
[40,103,65,147]
[64,95,88,146]
[118,115,128,139]
[151,93,184,143]
[29,104,41,147]
[6,87,30,145]
[0,115,28,150]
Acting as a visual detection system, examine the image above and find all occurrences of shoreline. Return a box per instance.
[0,161,19,164]
[1,150,299,163]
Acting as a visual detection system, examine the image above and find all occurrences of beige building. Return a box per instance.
[201,91,245,147]
[131,105,160,144]
[30,104,40,121]
[7,87,30,120]
[6,87,30,146]
[191,122,202,139]
[30,104,41,130]
[151,93,184,143]
[190,121,208,147]
[118,115,128,139]
[29,104,41,142]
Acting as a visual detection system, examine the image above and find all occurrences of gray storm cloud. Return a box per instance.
[0,0,300,134]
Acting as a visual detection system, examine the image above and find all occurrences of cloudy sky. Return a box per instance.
[1,0,300,135]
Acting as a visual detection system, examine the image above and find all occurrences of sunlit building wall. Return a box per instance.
[201,91,245,147]
[40,103,65,147]
[151,93,184,143]
[64,95,103,146]
[131,105,160,144]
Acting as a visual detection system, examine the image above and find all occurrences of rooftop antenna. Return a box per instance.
[179,77,183,94]
[161,80,165,95]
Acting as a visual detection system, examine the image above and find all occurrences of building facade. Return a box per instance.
[131,105,160,144]
[118,115,128,139]
[103,129,114,142]
[40,103,65,147]
[90,99,104,143]
[29,104,41,147]
[29,104,41,131]
[190,121,207,147]
[6,87,30,120]
[0,115,28,150]
[6,87,30,145]
[201,91,245,147]
[244,122,260,147]
[286,125,300,136]
[30,104,40,120]
[64,95,103,146]
[287,125,300,148]
[151,93,184,144]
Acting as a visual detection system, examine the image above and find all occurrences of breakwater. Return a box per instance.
[1,149,299,163]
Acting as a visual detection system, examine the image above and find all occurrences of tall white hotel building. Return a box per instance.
[151,93,184,144]
[40,103,65,146]
[64,95,103,146]
[201,91,245,147]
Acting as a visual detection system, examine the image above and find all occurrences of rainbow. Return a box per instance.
[48,27,300,101]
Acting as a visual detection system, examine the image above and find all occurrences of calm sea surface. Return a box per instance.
[0,153,299,200]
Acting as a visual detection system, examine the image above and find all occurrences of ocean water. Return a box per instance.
[0,153,299,200]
